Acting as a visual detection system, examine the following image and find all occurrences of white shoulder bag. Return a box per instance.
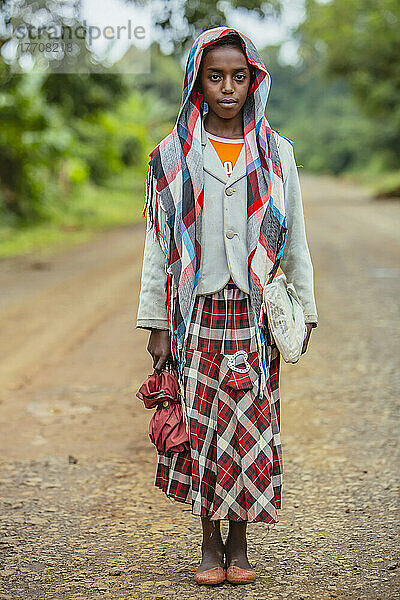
[262,273,307,364]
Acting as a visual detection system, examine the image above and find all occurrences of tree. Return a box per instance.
[154,0,282,57]
[296,0,400,168]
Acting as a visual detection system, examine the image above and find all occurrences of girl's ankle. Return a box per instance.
[201,540,224,554]
[225,535,247,556]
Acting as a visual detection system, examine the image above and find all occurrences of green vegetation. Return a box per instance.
[0,0,399,257]
[0,171,144,256]
[292,0,400,197]
[0,71,161,256]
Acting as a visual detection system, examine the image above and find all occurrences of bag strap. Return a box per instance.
[272,129,280,151]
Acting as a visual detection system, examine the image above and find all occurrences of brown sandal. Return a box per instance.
[194,565,226,585]
[226,565,256,584]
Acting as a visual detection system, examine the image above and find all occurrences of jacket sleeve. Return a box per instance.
[279,139,318,327]
[135,196,170,331]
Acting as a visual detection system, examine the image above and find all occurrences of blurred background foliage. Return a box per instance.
[0,0,399,255]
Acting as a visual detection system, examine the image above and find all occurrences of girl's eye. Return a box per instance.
[209,73,247,82]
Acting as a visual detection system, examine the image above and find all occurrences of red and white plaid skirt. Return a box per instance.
[155,283,282,523]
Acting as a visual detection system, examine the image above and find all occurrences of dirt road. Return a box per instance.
[0,174,399,600]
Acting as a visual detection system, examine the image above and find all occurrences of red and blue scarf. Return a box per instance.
[143,26,288,387]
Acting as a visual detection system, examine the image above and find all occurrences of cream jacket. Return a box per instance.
[136,119,318,331]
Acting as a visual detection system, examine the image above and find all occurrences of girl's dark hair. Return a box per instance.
[202,32,245,60]
[193,33,255,94]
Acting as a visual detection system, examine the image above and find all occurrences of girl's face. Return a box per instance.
[199,45,251,120]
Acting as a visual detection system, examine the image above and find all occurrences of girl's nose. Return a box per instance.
[221,77,234,92]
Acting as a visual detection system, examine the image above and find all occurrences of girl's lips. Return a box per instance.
[218,100,238,106]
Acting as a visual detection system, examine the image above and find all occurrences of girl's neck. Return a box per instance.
[204,112,244,140]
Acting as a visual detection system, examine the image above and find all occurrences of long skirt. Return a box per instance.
[155,283,282,523]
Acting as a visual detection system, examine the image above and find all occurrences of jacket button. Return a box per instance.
[225,188,234,196]
[225,230,235,239]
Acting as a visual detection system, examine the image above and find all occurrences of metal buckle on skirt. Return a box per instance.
[225,349,251,373]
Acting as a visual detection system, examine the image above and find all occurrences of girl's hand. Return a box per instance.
[301,323,313,354]
[147,329,172,373]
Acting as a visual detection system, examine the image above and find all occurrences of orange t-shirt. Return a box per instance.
[207,132,244,178]
[207,132,244,284]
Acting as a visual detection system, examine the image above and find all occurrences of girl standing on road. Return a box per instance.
[136,26,318,585]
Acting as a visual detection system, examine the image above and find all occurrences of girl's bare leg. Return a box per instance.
[195,517,225,574]
[225,521,253,570]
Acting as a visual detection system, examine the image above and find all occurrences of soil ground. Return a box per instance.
[0,173,399,600]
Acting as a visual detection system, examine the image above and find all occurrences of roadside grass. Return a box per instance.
[368,170,400,199]
[1,166,398,259]
[0,170,146,258]
[339,167,400,200]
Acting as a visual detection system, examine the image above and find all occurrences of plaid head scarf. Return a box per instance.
[143,26,288,384]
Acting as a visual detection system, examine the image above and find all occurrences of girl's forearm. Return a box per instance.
[136,205,169,330]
